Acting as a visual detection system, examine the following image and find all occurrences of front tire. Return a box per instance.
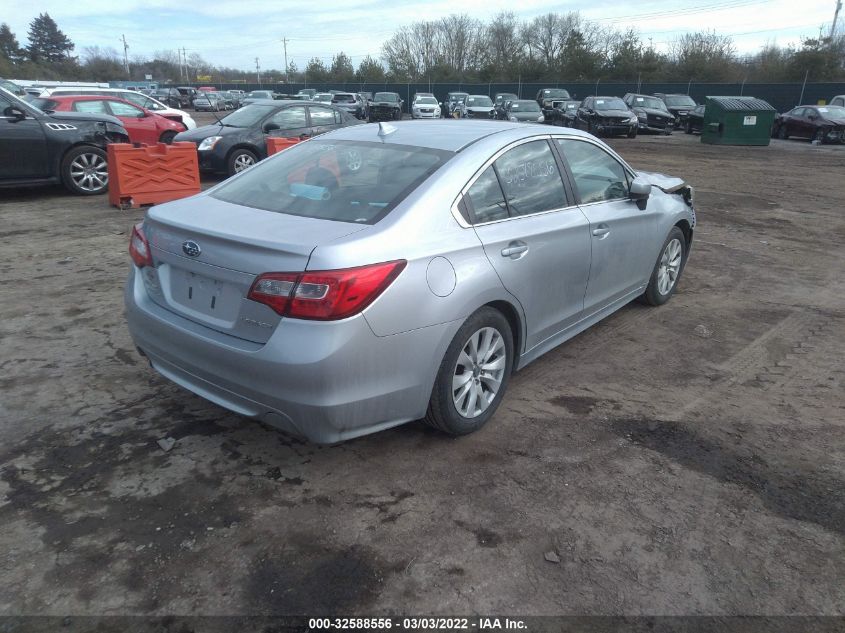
[425,307,514,436]
[642,227,686,306]
[813,128,826,143]
[61,146,109,195]
[227,148,257,177]
[159,130,177,144]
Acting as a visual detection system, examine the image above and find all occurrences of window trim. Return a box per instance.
[450,135,578,228]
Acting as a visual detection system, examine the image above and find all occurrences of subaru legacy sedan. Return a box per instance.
[125,121,695,443]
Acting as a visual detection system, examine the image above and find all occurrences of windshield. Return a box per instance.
[374,93,398,102]
[466,96,493,107]
[543,89,570,99]
[211,140,453,224]
[663,95,696,107]
[220,104,276,127]
[414,97,438,105]
[314,94,333,102]
[449,93,468,102]
[510,101,540,112]
[247,91,271,98]
[595,98,628,111]
[631,96,668,111]
[817,106,845,117]
[332,94,355,102]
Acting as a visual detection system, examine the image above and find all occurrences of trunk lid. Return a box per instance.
[141,195,367,343]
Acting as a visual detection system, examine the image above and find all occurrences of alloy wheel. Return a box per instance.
[452,327,507,419]
[233,153,255,172]
[657,238,683,295]
[70,153,108,192]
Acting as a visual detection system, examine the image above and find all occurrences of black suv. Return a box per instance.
[151,88,184,108]
[622,93,675,134]
[653,93,697,127]
[536,88,571,115]
[175,86,199,109]
[368,92,403,122]
[0,87,129,195]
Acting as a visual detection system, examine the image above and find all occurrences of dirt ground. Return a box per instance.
[0,126,843,619]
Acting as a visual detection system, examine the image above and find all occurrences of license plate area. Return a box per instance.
[167,266,242,323]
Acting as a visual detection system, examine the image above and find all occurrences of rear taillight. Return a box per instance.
[247,260,406,321]
[129,223,152,268]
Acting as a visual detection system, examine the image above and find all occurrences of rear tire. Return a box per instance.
[61,146,109,195]
[778,126,789,140]
[425,307,514,436]
[642,227,686,306]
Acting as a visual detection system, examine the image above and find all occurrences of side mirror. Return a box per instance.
[263,122,280,133]
[5,106,26,121]
[629,177,651,210]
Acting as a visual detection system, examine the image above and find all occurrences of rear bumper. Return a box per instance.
[124,267,454,443]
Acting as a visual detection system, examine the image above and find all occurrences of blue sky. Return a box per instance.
[3,0,839,72]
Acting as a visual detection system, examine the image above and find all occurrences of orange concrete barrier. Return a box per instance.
[266,137,300,156]
[108,142,200,209]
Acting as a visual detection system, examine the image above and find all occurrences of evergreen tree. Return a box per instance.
[0,23,25,63]
[27,13,74,63]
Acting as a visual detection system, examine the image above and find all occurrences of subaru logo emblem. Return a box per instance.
[182,240,201,257]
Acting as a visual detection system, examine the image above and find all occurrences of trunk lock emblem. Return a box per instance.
[182,240,201,257]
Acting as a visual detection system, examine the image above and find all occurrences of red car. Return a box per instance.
[33,95,186,145]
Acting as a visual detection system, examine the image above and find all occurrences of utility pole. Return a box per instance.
[255,57,261,86]
[182,48,190,82]
[832,0,843,39]
[282,38,289,84]
[121,34,129,76]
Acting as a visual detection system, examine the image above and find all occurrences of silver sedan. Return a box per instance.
[125,121,695,443]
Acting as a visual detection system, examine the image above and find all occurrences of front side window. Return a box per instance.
[493,140,567,217]
[465,166,508,224]
[267,106,307,130]
[211,140,452,224]
[73,100,108,114]
[108,101,144,117]
[556,139,630,204]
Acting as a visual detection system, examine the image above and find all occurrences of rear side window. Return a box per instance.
[556,139,630,204]
[465,166,508,223]
[73,100,108,114]
[211,140,453,224]
[493,140,567,217]
[108,101,144,117]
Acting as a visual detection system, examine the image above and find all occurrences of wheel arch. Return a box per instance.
[483,299,523,370]
[225,143,262,163]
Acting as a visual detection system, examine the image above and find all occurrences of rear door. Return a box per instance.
[467,138,591,350]
[554,137,658,315]
[307,104,343,137]
[0,93,49,179]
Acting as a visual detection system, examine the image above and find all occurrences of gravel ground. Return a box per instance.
[0,126,843,617]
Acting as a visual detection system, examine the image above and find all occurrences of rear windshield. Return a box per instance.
[663,95,696,107]
[210,140,453,224]
[543,89,570,98]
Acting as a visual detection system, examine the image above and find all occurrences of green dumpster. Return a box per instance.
[701,96,776,146]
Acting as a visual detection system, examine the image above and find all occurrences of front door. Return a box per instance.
[468,139,592,351]
[554,137,658,315]
[0,94,48,179]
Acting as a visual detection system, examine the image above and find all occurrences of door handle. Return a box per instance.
[592,226,611,238]
[501,242,529,259]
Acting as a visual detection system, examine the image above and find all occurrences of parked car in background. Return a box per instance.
[36,86,197,130]
[623,93,674,134]
[503,99,544,123]
[548,100,580,127]
[193,92,225,112]
[684,104,705,134]
[33,95,186,145]
[175,87,198,108]
[829,95,845,106]
[174,100,361,177]
[358,91,373,104]
[230,89,246,99]
[493,93,518,119]
[536,88,572,114]
[331,92,367,119]
[313,93,333,104]
[151,88,183,108]
[773,105,845,143]
[575,97,638,137]
[243,90,275,105]
[369,92,403,121]
[217,91,239,110]
[456,95,495,119]
[125,120,695,443]
[654,93,697,127]
[411,95,441,119]
[413,92,435,101]
[197,86,216,93]
[445,92,469,117]
[1,87,129,195]
[296,88,317,99]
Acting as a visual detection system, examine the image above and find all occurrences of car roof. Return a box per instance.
[318,120,588,152]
